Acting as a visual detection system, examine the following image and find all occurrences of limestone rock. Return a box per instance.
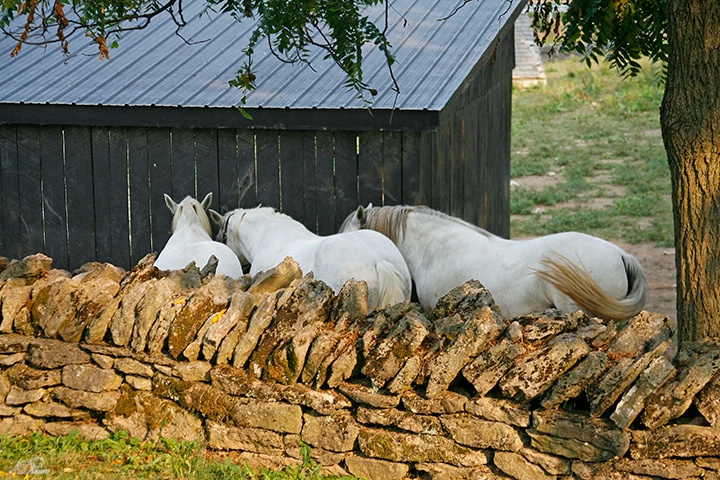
[125,375,152,390]
[114,357,154,377]
[0,278,33,334]
[166,275,233,358]
[519,315,567,343]
[202,290,261,362]
[541,350,609,409]
[610,355,676,429]
[53,385,120,411]
[631,424,720,459]
[426,306,506,398]
[401,390,467,415]
[62,364,123,392]
[232,291,280,369]
[330,279,369,324]
[109,279,159,347]
[386,354,424,394]
[247,257,302,295]
[697,372,720,427]
[25,338,91,369]
[519,447,571,475]
[431,279,500,320]
[206,420,285,453]
[606,310,674,358]
[614,457,704,479]
[104,388,204,442]
[5,385,46,405]
[130,266,201,353]
[530,409,629,462]
[415,462,497,480]
[494,451,555,480]
[0,333,34,354]
[465,396,531,427]
[6,364,61,390]
[0,254,52,281]
[232,399,303,434]
[337,381,400,408]
[251,277,333,383]
[58,263,123,343]
[642,348,720,428]
[300,330,344,386]
[325,333,360,388]
[302,411,360,452]
[358,427,487,466]
[588,338,672,417]
[440,413,524,451]
[0,414,44,436]
[173,360,211,382]
[0,352,24,367]
[44,421,109,440]
[29,269,71,334]
[356,406,442,435]
[344,456,409,480]
[461,338,527,397]
[361,309,431,388]
[499,333,590,401]
[23,400,90,419]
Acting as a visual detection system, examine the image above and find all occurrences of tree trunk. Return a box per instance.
[660,0,720,346]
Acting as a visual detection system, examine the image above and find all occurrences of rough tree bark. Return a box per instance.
[661,0,720,345]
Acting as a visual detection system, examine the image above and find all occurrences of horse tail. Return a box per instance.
[535,252,648,321]
[374,260,412,309]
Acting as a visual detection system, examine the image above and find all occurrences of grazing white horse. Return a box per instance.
[154,193,244,278]
[212,207,412,310]
[340,204,648,320]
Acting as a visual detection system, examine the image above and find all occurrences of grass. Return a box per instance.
[511,56,673,247]
[0,431,359,479]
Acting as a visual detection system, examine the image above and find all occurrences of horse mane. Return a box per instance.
[171,198,213,236]
[361,205,498,242]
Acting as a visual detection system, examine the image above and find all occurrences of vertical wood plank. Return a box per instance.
[432,117,451,214]
[358,131,383,208]
[0,126,21,261]
[419,131,436,209]
[302,132,318,233]
[315,131,335,235]
[16,125,44,258]
[148,128,173,252]
[128,127,151,264]
[279,131,306,225]
[64,126,96,269]
[237,130,257,208]
[90,127,112,266]
[171,128,196,200]
[332,131,358,229]
[195,128,219,210]
[465,93,484,229]
[41,126,69,269]
[255,130,280,209]
[107,128,131,269]
[400,131,422,205]
[381,131,402,207]
[217,129,239,213]
[449,105,465,219]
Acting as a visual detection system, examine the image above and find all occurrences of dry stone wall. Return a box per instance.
[1,252,720,479]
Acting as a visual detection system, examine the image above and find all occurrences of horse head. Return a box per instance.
[339,203,373,232]
[165,192,213,236]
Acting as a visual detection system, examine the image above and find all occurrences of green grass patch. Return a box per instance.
[0,431,358,480]
[511,56,673,246]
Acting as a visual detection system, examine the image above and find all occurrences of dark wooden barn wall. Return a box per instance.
[0,125,425,271]
[425,25,514,238]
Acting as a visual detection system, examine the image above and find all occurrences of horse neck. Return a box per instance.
[171,214,212,242]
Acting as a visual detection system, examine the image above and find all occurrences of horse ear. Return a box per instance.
[355,205,367,225]
[164,194,178,213]
[208,209,223,227]
[200,192,213,210]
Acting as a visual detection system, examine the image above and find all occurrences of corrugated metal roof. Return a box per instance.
[0,0,523,113]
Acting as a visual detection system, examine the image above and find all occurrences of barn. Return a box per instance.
[0,0,526,271]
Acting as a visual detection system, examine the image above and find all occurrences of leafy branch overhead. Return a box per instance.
[1,0,397,104]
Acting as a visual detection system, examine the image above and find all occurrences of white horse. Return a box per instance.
[211,207,412,310]
[154,193,244,278]
[340,204,648,320]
